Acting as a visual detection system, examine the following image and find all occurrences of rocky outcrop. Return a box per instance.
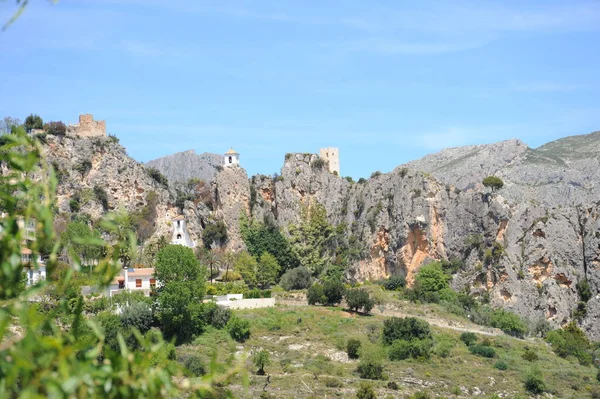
[214,166,251,252]
[403,131,600,207]
[145,150,222,184]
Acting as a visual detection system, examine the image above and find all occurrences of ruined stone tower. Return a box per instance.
[319,147,340,175]
[67,114,106,138]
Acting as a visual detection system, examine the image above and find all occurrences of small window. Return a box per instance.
[177,234,182,239]
[136,279,142,288]
[150,278,156,288]
[177,220,180,227]
[229,156,232,164]
[118,279,125,289]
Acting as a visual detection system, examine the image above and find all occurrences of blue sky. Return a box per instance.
[1,1,599,178]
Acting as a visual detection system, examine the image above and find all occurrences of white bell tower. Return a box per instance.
[224,148,240,167]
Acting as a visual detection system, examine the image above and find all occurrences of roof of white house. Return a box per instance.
[225,148,238,155]
[173,215,185,221]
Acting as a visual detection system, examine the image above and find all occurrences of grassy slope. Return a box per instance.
[178,291,599,398]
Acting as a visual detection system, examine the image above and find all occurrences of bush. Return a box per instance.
[577,279,592,302]
[182,354,205,376]
[146,167,168,187]
[279,266,312,290]
[493,360,508,370]
[345,288,375,314]
[409,392,432,399]
[387,381,398,390]
[253,349,270,375]
[227,317,250,342]
[524,367,545,394]
[356,382,376,399]
[433,339,454,358]
[460,332,477,347]
[468,344,496,358]
[388,339,432,361]
[75,160,92,175]
[521,348,538,362]
[490,309,528,338]
[210,306,231,329]
[323,279,345,305]
[307,283,326,305]
[69,197,81,213]
[221,271,242,282]
[546,321,592,365]
[376,275,406,291]
[356,358,384,380]
[93,185,109,211]
[323,377,343,388]
[311,158,326,170]
[120,302,153,334]
[347,339,361,359]
[382,317,431,345]
[412,262,451,303]
[44,121,66,136]
[203,220,228,249]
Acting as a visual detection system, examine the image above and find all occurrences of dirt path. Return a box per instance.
[275,298,504,337]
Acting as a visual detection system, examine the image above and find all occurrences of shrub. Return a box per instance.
[203,220,228,249]
[74,159,92,176]
[521,348,538,362]
[345,288,375,314]
[146,167,168,187]
[182,354,205,376]
[576,279,592,302]
[493,360,508,370]
[253,349,270,375]
[227,317,250,342]
[210,306,231,329]
[546,321,592,365]
[387,381,398,390]
[460,332,477,347]
[356,382,376,399]
[382,317,431,345]
[370,171,381,179]
[356,358,384,380]
[307,283,326,305]
[412,262,451,303]
[69,197,81,213]
[468,344,496,358]
[279,266,312,290]
[323,279,345,305]
[410,392,432,399]
[347,339,361,359]
[324,377,343,388]
[523,367,545,394]
[388,339,432,361]
[433,339,454,358]
[120,302,153,334]
[221,271,242,282]
[93,185,109,211]
[490,309,528,338]
[377,275,406,291]
[311,158,326,170]
[44,121,66,136]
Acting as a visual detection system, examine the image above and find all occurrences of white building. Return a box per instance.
[224,148,240,167]
[22,248,46,286]
[171,215,195,248]
[107,267,156,297]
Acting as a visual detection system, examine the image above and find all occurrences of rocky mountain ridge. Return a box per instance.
[39,130,600,340]
[145,150,222,185]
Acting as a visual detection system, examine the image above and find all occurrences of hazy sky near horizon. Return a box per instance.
[1,0,599,178]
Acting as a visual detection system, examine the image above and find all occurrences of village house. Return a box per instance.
[107,267,156,297]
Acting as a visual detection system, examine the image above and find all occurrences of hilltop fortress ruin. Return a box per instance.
[67,114,106,138]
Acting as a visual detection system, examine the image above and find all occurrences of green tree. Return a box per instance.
[203,219,228,249]
[227,316,251,342]
[345,288,375,314]
[346,339,361,359]
[197,248,222,284]
[382,317,432,345]
[482,176,504,192]
[490,309,528,338]
[240,214,299,273]
[24,113,43,130]
[253,350,270,375]
[234,251,258,287]
[412,262,451,303]
[307,283,326,305]
[279,266,312,290]
[256,252,280,289]
[323,279,345,305]
[546,321,593,365]
[524,366,546,394]
[155,245,207,343]
[0,116,20,134]
[288,200,334,274]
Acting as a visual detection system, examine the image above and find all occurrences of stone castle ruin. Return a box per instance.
[67,114,106,138]
[319,147,340,175]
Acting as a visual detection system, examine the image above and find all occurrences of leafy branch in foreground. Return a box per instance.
[0,129,245,397]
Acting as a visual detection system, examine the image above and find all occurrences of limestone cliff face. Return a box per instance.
[42,134,176,242]
[239,151,600,339]
[214,166,251,252]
